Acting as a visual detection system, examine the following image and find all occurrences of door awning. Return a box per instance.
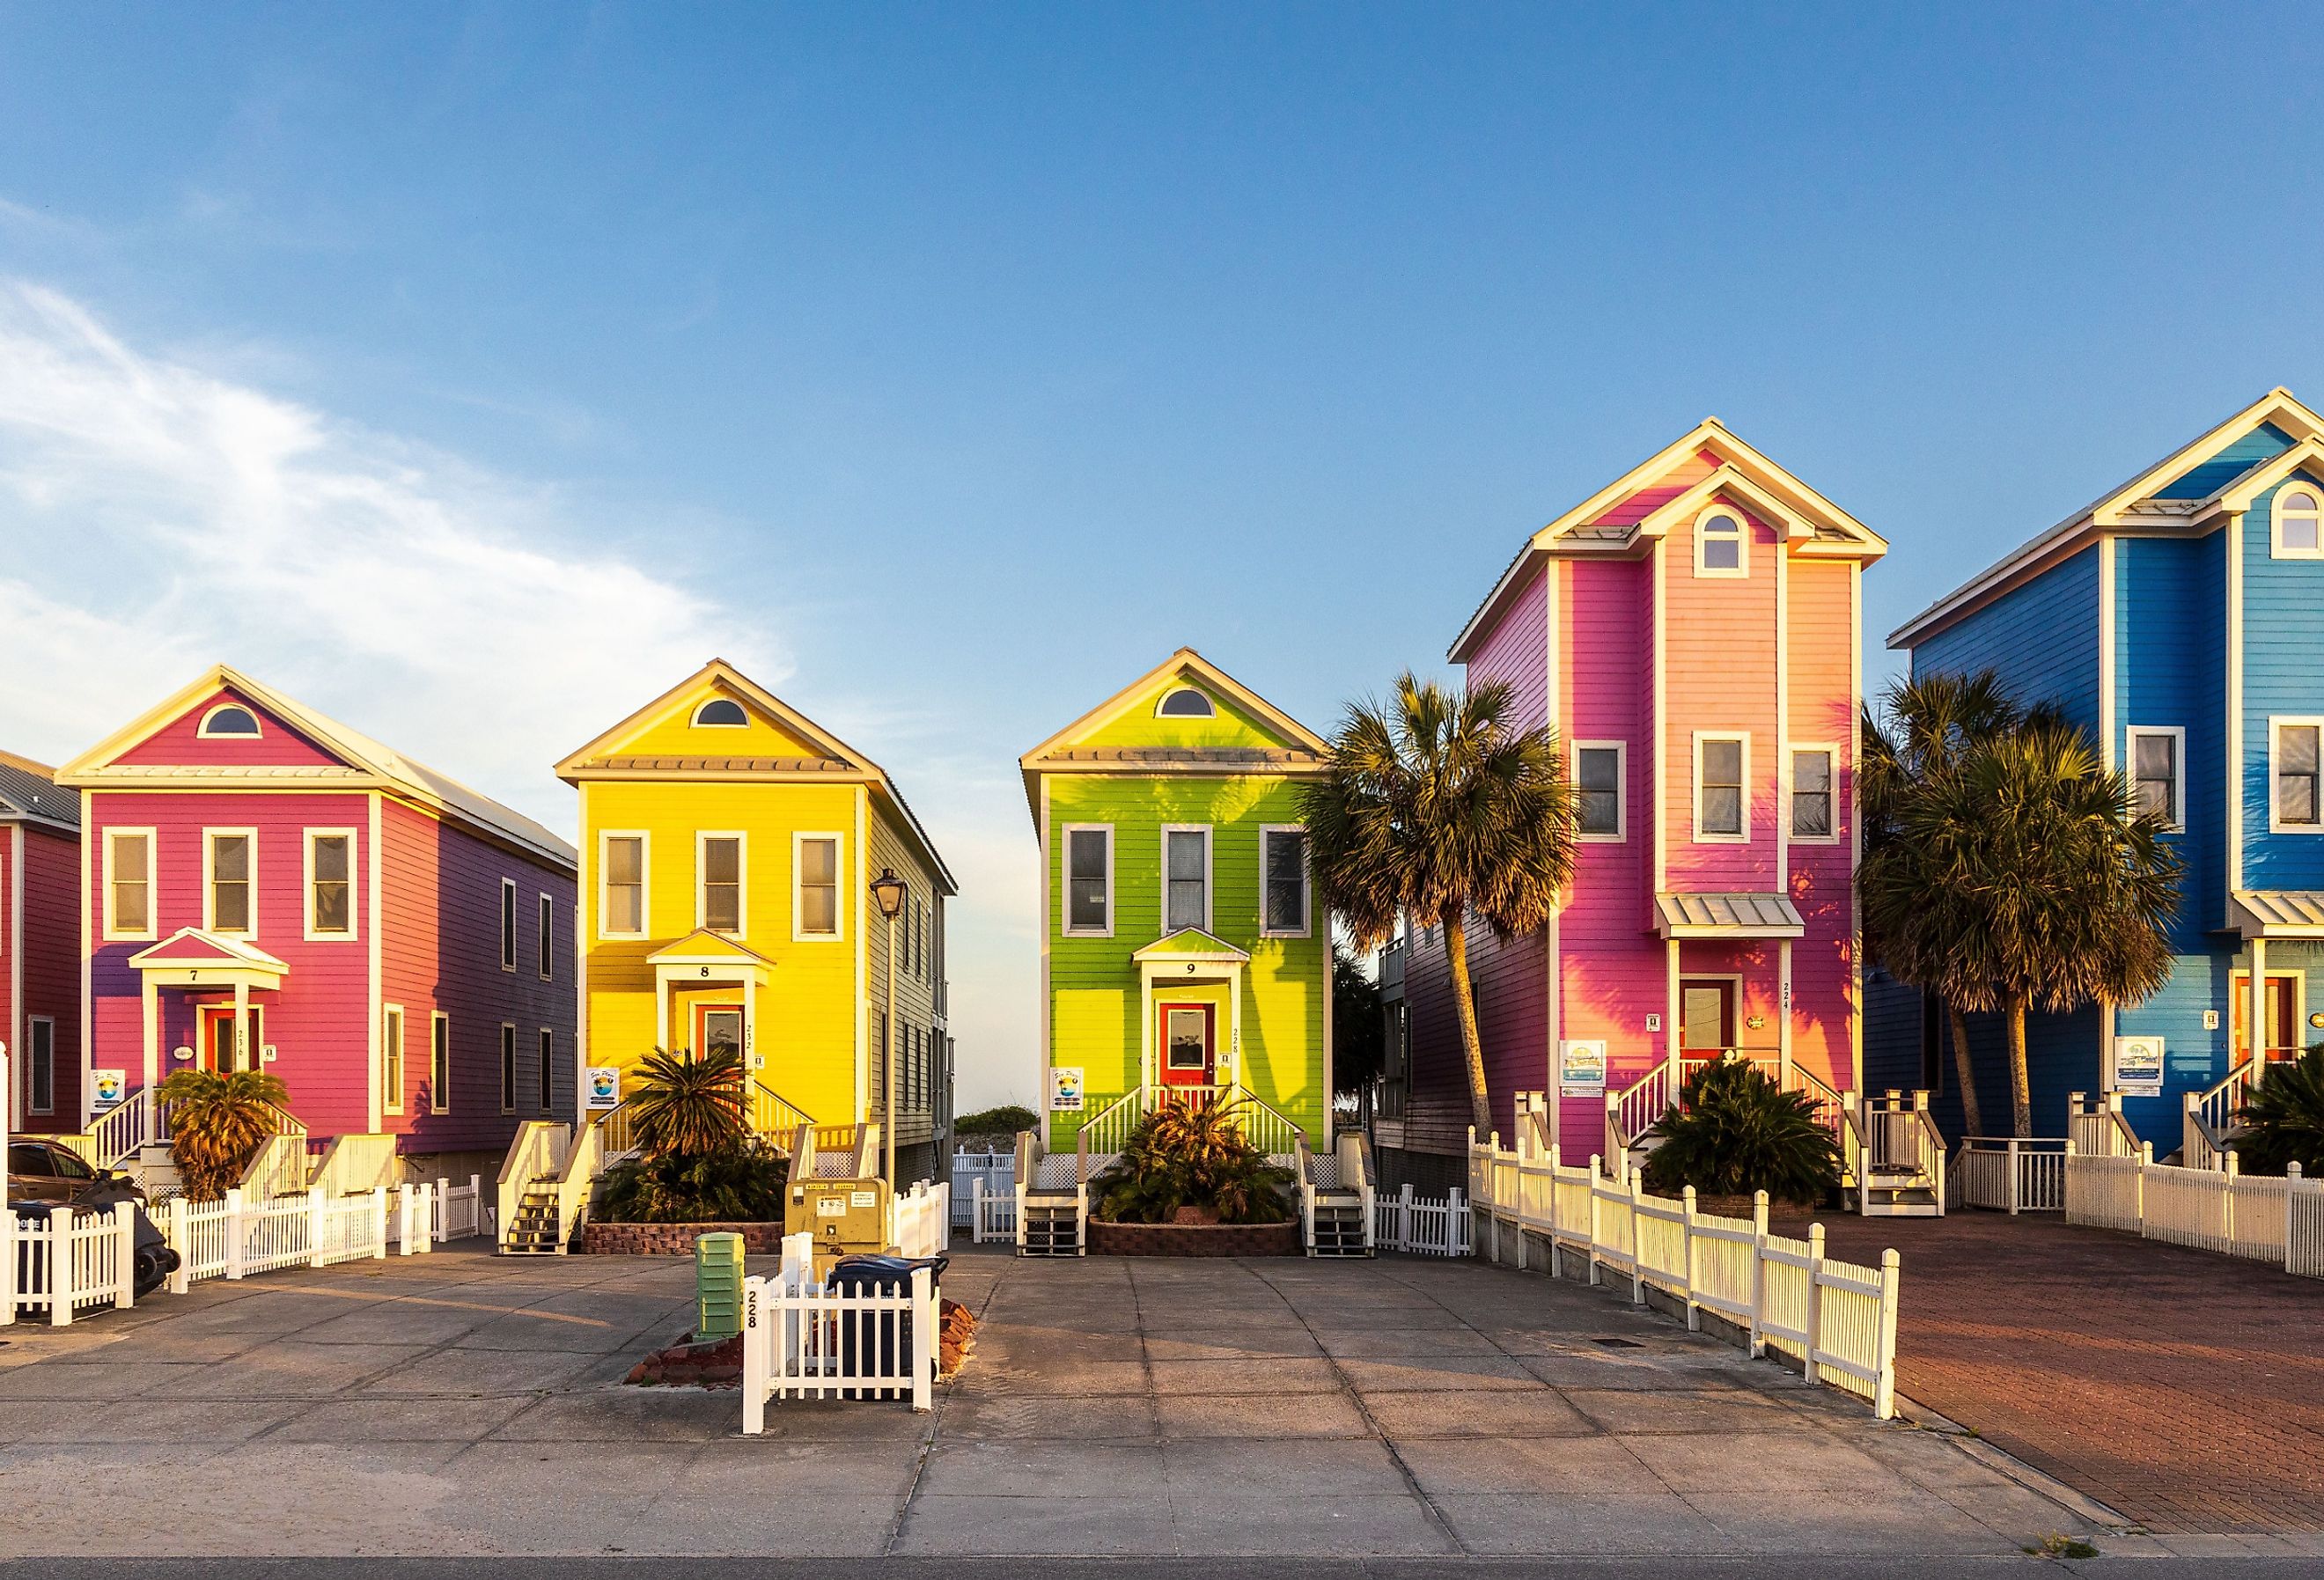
[2230,891,2324,937]
[127,928,289,988]
[1655,893,1806,939]
[1132,927,1251,965]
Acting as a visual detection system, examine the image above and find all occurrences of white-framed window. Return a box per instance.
[794,833,843,940]
[1693,733,1749,842]
[1790,746,1840,843]
[197,702,261,738]
[537,893,555,979]
[204,829,258,937]
[1063,824,1114,937]
[699,833,746,936]
[382,1004,405,1115]
[499,878,518,971]
[1163,825,1212,932]
[1261,825,1312,937]
[691,697,749,727]
[2272,482,2324,560]
[1156,687,1217,718]
[2272,717,2324,832]
[430,1011,452,1115]
[600,832,648,938]
[2127,726,2186,833]
[1573,742,1626,841]
[538,1028,555,1113]
[1694,505,1747,578]
[26,1016,54,1116]
[104,827,156,941]
[500,1023,518,1114]
[305,829,357,940]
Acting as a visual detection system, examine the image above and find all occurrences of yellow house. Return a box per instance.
[555,660,958,1184]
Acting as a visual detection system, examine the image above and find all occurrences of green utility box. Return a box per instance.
[695,1231,745,1341]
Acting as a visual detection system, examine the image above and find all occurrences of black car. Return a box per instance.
[8,1138,180,1299]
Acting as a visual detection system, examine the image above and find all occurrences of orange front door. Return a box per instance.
[2231,974,2299,1062]
[197,1005,265,1073]
[1157,1003,1216,1087]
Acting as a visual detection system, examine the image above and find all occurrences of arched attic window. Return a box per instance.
[2276,484,2324,560]
[198,703,261,738]
[1694,507,1747,578]
[693,698,749,727]
[1157,687,1217,719]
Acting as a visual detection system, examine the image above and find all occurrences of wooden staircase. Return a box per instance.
[501,1179,567,1254]
[1856,1090,1945,1217]
[1019,1197,1084,1256]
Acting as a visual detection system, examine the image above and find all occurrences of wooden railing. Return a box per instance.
[1954,1138,2066,1213]
[1854,1089,1945,1211]
[2067,1091,2141,1158]
[1074,1084,1306,1157]
[2185,1062,2260,1171]
[309,1133,397,1197]
[1604,1052,1852,1173]
[749,1082,814,1143]
[495,1120,570,1249]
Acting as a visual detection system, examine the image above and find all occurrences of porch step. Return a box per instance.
[1309,1201,1371,1258]
[500,1182,568,1256]
[1019,1199,1083,1257]
[1862,1172,1943,1217]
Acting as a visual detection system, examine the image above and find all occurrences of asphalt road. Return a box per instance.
[9,1560,2324,1579]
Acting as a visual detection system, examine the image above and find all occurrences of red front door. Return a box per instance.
[197,1004,266,1074]
[1158,1003,1216,1087]
[694,1003,745,1063]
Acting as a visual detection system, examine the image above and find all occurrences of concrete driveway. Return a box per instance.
[0,1242,2106,1558]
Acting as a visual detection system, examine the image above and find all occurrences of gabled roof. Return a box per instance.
[1451,418,1886,663]
[1891,388,2324,650]
[58,666,574,870]
[558,660,956,895]
[128,928,290,974]
[0,750,78,834]
[645,929,781,967]
[1019,649,1328,819]
[1131,927,1253,964]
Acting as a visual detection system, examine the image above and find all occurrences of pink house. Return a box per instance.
[1379,421,1886,1187]
[55,667,577,1181]
[3,752,81,1134]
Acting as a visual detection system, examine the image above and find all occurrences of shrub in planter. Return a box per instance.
[1092,1096,1295,1225]
[2236,1045,2324,1177]
[1641,1057,1842,1208]
[596,1140,790,1224]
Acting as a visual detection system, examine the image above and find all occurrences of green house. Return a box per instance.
[1019,650,1333,1158]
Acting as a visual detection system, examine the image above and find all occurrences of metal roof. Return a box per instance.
[1655,893,1806,938]
[0,751,78,830]
[2231,891,2324,935]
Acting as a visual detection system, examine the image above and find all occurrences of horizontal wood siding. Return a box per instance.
[2118,533,2223,949]
[1787,559,1857,1091]
[2241,470,2324,891]
[1910,545,2100,736]
[1467,565,1547,728]
[9,824,85,1128]
[115,687,342,768]
[1665,504,1780,893]
[868,797,947,1149]
[381,798,577,1155]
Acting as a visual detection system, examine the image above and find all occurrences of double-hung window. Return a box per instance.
[538,1029,555,1113]
[2128,727,2185,832]
[106,829,154,939]
[206,831,256,936]
[382,1005,405,1115]
[1575,743,1625,841]
[1261,827,1310,937]
[499,879,518,971]
[701,834,744,934]
[430,1012,452,1114]
[1790,748,1836,841]
[307,831,354,938]
[602,834,646,937]
[1694,735,1748,841]
[1163,826,1210,932]
[26,1017,54,1116]
[499,1024,518,1114]
[537,894,555,979]
[1063,826,1113,936]
[2276,721,2324,830]
[796,834,842,939]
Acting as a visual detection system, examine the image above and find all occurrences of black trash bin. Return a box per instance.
[827,1253,950,1398]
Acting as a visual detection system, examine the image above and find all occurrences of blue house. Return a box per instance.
[1872,388,2324,1153]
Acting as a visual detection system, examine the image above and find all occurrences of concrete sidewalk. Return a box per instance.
[0,1243,2107,1557]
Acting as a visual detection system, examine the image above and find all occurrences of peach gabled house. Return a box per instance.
[1379,421,1934,1214]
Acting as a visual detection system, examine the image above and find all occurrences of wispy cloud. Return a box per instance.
[0,280,786,825]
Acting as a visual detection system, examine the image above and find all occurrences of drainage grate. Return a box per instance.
[1592,1337,1644,1349]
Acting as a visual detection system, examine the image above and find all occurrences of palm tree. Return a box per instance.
[1301,672,1575,1137]
[158,1067,292,1201]
[1861,670,2036,1138]
[2236,1045,2324,1176]
[1887,724,2180,1136]
[627,1047,746,1160]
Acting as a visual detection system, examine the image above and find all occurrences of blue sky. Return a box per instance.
[3,3,2320,1106]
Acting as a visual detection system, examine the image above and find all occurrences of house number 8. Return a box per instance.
[700,966,711,977]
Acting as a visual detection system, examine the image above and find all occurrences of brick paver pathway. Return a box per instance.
[1789,1209,2324,1533]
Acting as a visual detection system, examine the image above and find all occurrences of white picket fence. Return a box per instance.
[951,1150,1013,1229]
[1469,1132,1902,1418]
[741,1231,938,1429]
[1953,1138,2068,1214]
[2066,1150,2324,1274]
[161,1176,489,1292]
[968,1178,1019,1244]
[1372,1184,1472,1256]
[889,1180,951,1258]
[430,1175,489,1242]
[3,1204,141,1327]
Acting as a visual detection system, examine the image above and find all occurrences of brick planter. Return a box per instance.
[1086,1218,1301,1257]
[582,1221,788,1255]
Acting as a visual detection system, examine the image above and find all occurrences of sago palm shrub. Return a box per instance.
[160,1068,292,1201]
[2236,1047,2324,1177]
[1093,1096,1294,1225]
[628,1047,746,1161]
[1641,1058,1842,1207]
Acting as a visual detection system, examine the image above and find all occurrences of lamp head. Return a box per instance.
[870,866,908,921]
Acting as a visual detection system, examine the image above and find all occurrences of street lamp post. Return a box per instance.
[869,868,909,1192]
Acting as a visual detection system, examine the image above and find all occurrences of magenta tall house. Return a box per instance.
[57,666,577,1179]
[1380,421,1886,1183]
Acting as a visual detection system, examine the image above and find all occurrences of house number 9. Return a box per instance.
[1185,964,1197,974]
